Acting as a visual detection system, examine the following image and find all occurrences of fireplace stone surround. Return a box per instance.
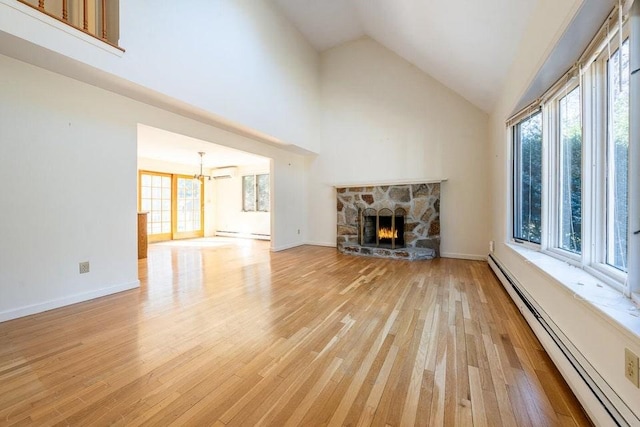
[336,182,440,260]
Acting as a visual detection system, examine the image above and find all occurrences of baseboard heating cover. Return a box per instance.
[488,254,639,427]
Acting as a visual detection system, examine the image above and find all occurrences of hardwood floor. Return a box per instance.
[0,239,591,426]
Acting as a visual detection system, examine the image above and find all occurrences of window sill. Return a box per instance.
[505,243,640,342]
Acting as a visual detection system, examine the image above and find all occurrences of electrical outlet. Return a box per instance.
[489,240,495,253]
[79,261,90,274]
[297,229,300,235]
[625,348,639,387]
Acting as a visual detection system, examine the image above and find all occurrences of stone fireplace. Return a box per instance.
[336,183,440,260]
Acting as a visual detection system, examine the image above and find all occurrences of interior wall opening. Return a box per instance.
[136,123,272,246]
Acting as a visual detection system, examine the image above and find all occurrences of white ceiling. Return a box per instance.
[137,124,269,168]
[271,0,540,112]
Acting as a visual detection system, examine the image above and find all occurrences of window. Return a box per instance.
[606,39,630,272]
[558,87,582,253]
[513,111,543,244]
[243,174,270,212]
[508,5,634,291]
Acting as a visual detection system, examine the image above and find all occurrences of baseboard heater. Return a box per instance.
[488,254,638,426]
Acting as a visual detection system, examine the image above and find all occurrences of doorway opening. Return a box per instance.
[137,124,272,244]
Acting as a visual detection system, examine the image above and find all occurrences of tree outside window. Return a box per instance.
[558,87,582,253]
[513,112,543,244]
[607,39,629,271]
[243,174,270,212]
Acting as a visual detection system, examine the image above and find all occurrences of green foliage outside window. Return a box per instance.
[514,112,543,244]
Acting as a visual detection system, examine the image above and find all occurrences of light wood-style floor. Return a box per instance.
[0,239,591,426]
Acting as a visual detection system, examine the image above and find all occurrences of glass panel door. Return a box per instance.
[139,171,172,242]
[173,175,204,239]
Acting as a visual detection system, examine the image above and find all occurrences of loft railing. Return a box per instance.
[18,0,121,49]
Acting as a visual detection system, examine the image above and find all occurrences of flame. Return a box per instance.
[378,227,398,240]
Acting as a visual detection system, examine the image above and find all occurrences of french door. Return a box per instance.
[138,171,204,242]
[172,175,204,240]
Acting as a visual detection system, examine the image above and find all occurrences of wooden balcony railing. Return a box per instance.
[18,0,121,49]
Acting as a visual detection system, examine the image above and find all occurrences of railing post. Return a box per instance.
[15,0,122,50]
[83,0,88,30]
[101,0,107,39]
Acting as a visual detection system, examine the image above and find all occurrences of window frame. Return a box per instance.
[508,17,632,293]
[544,82,583,263]
[511,110,544,247]
[242,173,270,213]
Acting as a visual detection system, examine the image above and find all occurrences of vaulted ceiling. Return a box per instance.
[270,0,540,113]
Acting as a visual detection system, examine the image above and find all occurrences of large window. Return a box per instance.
[513,111,543,244]
[509,8,633,291]
[606,39,630,272]
[558,87,582,253]
[243,174,270,212]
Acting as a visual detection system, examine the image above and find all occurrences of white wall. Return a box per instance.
[0,54,138,321]
[307,38,490,259]
[0,0,320,153]
[136,157,217,238]
[489,0,640,423]
[215,165,271,238]
[0,54,308,321]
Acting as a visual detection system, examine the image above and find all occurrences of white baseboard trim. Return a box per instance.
[0,280,140,323]
[305,241,336,248]
[271,242,305,252]
[440,252,487,261]
[215,231,270,240]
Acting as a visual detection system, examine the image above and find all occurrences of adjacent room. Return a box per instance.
[137,124,272,245]
[0,0,638,425]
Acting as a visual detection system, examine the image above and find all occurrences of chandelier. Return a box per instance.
[194,152,212,182]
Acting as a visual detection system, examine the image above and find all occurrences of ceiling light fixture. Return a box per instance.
[194,151,212,182]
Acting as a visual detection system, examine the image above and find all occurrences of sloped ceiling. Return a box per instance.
[271,0,540,112]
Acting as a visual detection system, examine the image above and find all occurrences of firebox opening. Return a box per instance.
[362,215,405,248]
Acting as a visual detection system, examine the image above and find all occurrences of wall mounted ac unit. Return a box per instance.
[211,167,237,179]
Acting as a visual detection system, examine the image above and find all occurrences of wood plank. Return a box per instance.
[0,241,591,426]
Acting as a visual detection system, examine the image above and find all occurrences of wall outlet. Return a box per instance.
[489,240,495,253]
[625,348,639,387]
[79,261,90,274]
[297,229,300,235]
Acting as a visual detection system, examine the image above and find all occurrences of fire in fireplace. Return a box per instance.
[378,226,397,240]
[360,207,406,249]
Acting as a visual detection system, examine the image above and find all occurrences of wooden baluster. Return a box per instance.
[83,0,88,30]
[62,0,68,21]
[101,0,107,39]
[38,0,44,10]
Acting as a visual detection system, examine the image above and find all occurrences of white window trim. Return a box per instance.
[511,110,544,247]
[509,15,633,295]
[544,82,584,261]
[242,173,270,213]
